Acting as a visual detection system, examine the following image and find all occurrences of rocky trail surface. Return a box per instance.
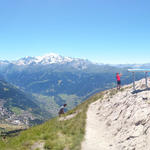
[81,100,116,150]
[82,79,150,150]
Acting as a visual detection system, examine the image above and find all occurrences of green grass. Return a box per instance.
[0,91,105,150]
[33,94,59,117]
[10,107,22,115]
[0,124,25,132]
[59,94,82,110]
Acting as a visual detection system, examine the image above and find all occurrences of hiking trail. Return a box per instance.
[81,99,116,150]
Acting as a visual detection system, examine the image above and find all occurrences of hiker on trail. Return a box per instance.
[116,73,122,89]
[58,104,67,117]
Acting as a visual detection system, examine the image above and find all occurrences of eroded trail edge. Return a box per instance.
[81,99,116,150]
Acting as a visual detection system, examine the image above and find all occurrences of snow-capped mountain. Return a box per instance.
[10,53,91,66]
[0,60,10,65]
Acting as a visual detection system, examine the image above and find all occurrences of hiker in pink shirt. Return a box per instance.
[116,73,122,89]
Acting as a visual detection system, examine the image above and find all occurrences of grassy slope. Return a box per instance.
[0,124,26,132]
[0,90,116,150]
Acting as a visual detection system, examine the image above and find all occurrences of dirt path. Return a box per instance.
[30,141,45,150]
[81,100,116,150]
[59,112,78,121]
[59,110,82,121]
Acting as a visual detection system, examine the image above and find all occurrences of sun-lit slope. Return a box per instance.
[1,78,149,150]
[0,79,47,126]
[0,91,104,150]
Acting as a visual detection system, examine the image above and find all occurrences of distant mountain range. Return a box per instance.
[112,63,150,69]
[1,53,150,69]
[0,53,146,125]
[0,53,92,70]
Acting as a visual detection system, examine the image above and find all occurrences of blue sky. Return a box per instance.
[0,0,150,64]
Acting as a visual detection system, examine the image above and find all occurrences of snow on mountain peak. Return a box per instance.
[0,53,93,70]
[34,53,74,64]
[13,53,76,65]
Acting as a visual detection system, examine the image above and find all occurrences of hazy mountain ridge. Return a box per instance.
[112,63,150,69]
[1,53,150,69]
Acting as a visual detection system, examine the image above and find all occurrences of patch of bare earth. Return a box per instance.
[59,110,81,121]
[30,141,45,150]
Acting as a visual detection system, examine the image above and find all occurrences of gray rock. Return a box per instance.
[95,78,150,150]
